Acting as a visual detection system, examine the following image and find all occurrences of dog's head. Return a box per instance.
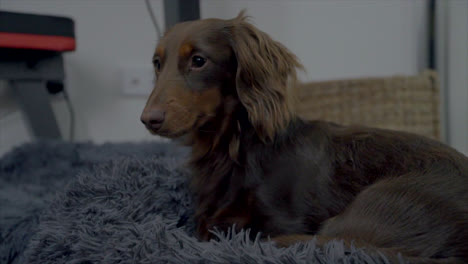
[141,11,302,141]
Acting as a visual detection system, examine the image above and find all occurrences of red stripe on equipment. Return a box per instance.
[0,32,75,51]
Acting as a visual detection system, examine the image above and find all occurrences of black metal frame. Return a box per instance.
[164,0,200,30]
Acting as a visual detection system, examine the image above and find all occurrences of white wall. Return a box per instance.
[0,0,433,156]
[437,0,468,155]
[202,0,429,80]
[0,0,166,156]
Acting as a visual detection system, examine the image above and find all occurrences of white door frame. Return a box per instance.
[436,0,468,155]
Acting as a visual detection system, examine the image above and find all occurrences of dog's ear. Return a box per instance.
[228,11,303,142]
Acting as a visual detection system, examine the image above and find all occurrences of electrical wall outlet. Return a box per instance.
[120,66,155,96]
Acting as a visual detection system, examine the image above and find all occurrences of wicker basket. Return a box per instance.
[296,70,440,140]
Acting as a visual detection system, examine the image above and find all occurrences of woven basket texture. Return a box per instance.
[297,71,440,140]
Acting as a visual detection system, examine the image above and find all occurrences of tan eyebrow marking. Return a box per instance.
[179,42,193,58]
[155,46,165,59]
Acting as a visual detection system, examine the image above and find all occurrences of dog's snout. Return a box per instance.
[141,109,166,131]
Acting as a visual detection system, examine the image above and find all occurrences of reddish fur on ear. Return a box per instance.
[228,11,303,142]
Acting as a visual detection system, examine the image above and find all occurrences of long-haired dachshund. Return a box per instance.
[141,12,468,263]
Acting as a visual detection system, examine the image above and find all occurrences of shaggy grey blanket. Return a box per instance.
[0,141,400,263]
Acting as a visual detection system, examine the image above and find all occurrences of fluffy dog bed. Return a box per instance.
[0,141,400,263]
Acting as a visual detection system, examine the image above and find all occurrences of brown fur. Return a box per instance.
[141,11,468,263]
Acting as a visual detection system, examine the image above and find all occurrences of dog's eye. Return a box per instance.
[191,56,206,68]
[153,58,161,72]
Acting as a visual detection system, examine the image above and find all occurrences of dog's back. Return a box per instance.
[325,121,467,261]
[266,120,468,263]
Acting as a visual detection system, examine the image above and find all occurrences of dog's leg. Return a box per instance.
[272,173,466,263]
[317,176,467,263]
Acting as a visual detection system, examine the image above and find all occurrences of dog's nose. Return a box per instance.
[141,109,165,130]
